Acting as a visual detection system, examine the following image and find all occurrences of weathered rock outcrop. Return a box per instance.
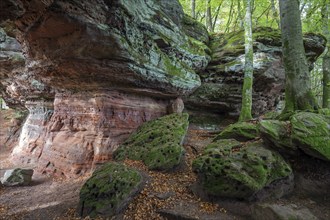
[0,0,209,176]
[186,27,326,117]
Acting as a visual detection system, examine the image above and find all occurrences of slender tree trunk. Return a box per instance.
[237,0,244,29]
[270,0,280,29]
[205,0,213,32]
[225,0,234,33]
[239,0,253,121]
[191,0,196,19]
[322,1,330,108]
[279,0,318,112]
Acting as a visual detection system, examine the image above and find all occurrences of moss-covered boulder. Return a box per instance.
[79,162,145,218]
[192,139,292,199]
[291,112,330,161]
[214,122,259,141]
[113,113,189,170]
[260,120,296,154]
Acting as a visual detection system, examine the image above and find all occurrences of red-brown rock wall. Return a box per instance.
[12,91,168,177]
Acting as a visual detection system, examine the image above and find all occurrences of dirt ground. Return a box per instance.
[0,109,329,220]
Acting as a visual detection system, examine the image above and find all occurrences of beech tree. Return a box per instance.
[279,0,318,112]
[322,1,330,108]
[239,0,253,121]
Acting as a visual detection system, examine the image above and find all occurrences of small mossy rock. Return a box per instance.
[291,112,330,161]
[79,162,144,218]
[1,168,33,186]
[214,122,259,142]
[113,113,189,170]
[260,120,297,155]
[192,139,292,199]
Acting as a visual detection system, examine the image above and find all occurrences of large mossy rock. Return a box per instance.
[291,112,330,161]
[192,139,292,199]
[260,112,330,162]
[259,120,296,154]
[113,113,189,170]
[79,162,145,218]
[214,121,259,142]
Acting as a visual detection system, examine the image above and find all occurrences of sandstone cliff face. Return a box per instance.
[0,0,209,177]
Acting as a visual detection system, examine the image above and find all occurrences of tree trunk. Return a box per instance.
[191,0,196,19]
[279,0,318,112]
[205,0,213,32]
[271,0,280,29]
[322,2,330,108]
[239,0,253,121]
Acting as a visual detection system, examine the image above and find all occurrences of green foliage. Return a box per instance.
[179,0,280,33]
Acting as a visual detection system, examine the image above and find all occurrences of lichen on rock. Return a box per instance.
[79,162,145,218]
[192,139,292,199]
[113,113,189,170]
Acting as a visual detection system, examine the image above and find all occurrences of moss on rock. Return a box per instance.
[259,120,296,154]
[214,122,259,142]
[113,113,189,170]
[192,139,292,199]
[79,162,144,218]
[291,112,330,161]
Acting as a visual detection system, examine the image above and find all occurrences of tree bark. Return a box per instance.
[205,0,213,32]
[191,0,196,19]
[239,0,253,121]
[279,0,318,112]
[322,1,330,108]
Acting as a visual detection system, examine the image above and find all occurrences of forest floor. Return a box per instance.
[0,109,329,220]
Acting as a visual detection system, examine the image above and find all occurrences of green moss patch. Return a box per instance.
[214,122,259,142]
[192,139,292,199]
[79,162,144,217]
[113,113,189,170]
[291,112,330,161]
[259,120,296,154]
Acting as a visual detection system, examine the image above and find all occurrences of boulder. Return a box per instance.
[79,162,145,218]
[214,121,259,142]
[1,168,33,186]
[291,112,330,161]
[114,113,189,170]
[252,203,318,220]
[186,27,326,117]
[192,139,292,200]
[260,112,330,161]
[259,120,296,155]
